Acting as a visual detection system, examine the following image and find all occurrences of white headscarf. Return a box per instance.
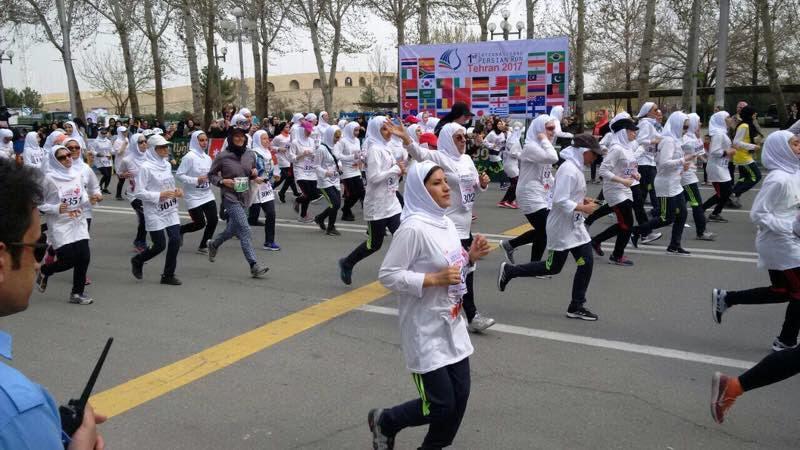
[343,121,360,145]
[144,136,171,171]
[24,132,39,152]
[251,129,270,160]
[43,130,65,153]
[609,111,635,148]
[708,111,729,137]
[400,159,449,228]
[687,113,701,138]
[425,117,440,133]
[188,130,207,155]
[319,111,330,127]
[322,125,339,149]
[64,121,85,147]
[761,130,799,174]
[0,129,12,142]
[407,124,420,143]
[116,126,128,139]
[661,111,688,142]
[525,114,553,143]
[125,133,147,165]
[637,102,656,118]
[438,122,466,161]
[508,123,522,145]
[559,145,586,169]
[337,119,347,129]
[48,145,77,181]
[305,113,317,123]
[365,116,389,152]
[237,108,252,118]
[291,113,303,124]
[550,105,565,121]
[63,137,86,171]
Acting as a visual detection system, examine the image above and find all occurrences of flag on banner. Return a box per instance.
[547,84,564,96]
[404,89,418,99]
[547,73,566,85]
[528,84,546,95]
[419,58,436,79]
[419,96,436,111]
[472,77,490,91]
[402,99,418,114]
[472,100,490,117]
[420,89,435,99]
[490,95,508,116]
[509,100,527,115]
[491,76,508,90]
[546,96,566,107]
[452,77,471,88]
[455,88,471,107]
[528,70,545,83]
[437,98,452,115]
[401,61,417,80]
[508,75,526,99]
[528,52,546,70]
[527,96,546,115]
[547,51,566,73]
[420,78,435,89]
[401,58,418,67]
[402,79,417,92]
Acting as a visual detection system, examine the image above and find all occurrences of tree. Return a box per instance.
[756,0,787,124]
[593,0,644,111]
[574,0,586,131]
[135,0,176,123]
[680,0,701,111]
[468,0,510,41]
[367,45,397,103]
[427,22,480,44]
[368,0,416,46]
[79,46,153,115]
[251,0,291,118]
[636,0,657,109]
[2,87,43,110]
[174,0,203,122]
[199,65,236,114]
[525,0,537,39]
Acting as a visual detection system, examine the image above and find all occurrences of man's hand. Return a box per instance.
[468,234,491,263]
[68,403,107,450]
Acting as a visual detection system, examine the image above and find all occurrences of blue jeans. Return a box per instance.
[211,200,258,267]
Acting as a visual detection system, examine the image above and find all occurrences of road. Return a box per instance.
[2,173,798,449]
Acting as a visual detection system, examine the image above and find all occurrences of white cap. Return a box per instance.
[148,135,170,147]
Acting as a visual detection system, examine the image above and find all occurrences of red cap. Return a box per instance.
[419,132,438,149]
[405,116,420,124]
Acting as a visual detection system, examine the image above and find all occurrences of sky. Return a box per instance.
[1,1,531,96]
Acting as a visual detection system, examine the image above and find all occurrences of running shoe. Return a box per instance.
[293,200,300,214]
[197,247,208,255]
[298,216,315,224]
[263,242,281,251]
[314,215,326,231]
[326,228,341,236]
[771,337,798,352]
[160,276,182,286]
[368,408,394,450]
[710,372,740,424]
[608,255,634,266]
[497,201,511,208]
[339,258,353,285]
[85,277,92,286]
[35,270,48,293]
[471,214,477,222]
[467,313,496,333]
[591,240,604,257]
[131,257,143,279]
[697,231,717,241]
[666,246,691,255]
[711,288,728,324]
[207,239,218,262]
[707,214,728,223]
[250,263,269,278]
[115,196,124,201]
[341,211,356,222]
[534,275,552,280]
[497,262,509,292]
[729,197,742,208]
[69,293,94,305]
[641,232,662,245]
[278,193,286,204]
[629,233,640,248]
[500,240,515,264]
[509,201,519,209]
[566,306,598,321]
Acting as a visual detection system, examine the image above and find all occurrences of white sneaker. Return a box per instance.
[697,231,717,241]
[641,232,662,244]
[500,240,515,264]
[69,293,94,305]
[711,288,727,324]
[467,313,496,333]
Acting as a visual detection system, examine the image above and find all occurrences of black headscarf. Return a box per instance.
[739,105,761,142]
[227,129,248,157]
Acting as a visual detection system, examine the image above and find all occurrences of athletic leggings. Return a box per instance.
[98,167,112,190]
[702,181,733,215]
[634,193,687,248]
[133,224,181,278]
[380,357,470,449]
[316,186,341,231]
[638,165,658,211]
[296,180,318,217]
[460,235,478,323]
[508,208,549,262]
[41,239,90,295]
[341,176,365,216]
[733,162,762,198]
[504,242,594,307]
[590,156,603,181]
[249,200,276,245]
[739,345,800,392]
[500,176,518,203]
[342,213,401,269]
[683,183,707,236]
[629,184,650,225]
[131,199,147,246]
[725,268,800,346]
[115,177,126,198]
[180,200,218,249]
[591,200,633,259]
[276,166,299,197]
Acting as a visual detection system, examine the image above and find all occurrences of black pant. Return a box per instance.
[592,200,633,258]
[133,224,181,277]
[638,165,658,212]
[296,179,318,217]
[131,199,147,246]
[181,200,218,249]
[41,239,90,295]
[725,268,800,346]
[505,242,594,307]
[702,162,708,183]
[629,184,650,225]
[683,183,706,236]
[739,345,800,392]
[733,162,761,198]
[635,193,687,248]
[500,176,518,203]
[115,177,126,198]
[316,186,341,231]
[590,156,603,181]
[341,176,365,217]
[248,200,277,244]
[380,357,470,449]
[98,167,112,190]
[508,208,549,262]
[342,213,401,269]
[460,235,478,322]
[702,181,733,215]
[276,166,299,197]
[727,161,736,181]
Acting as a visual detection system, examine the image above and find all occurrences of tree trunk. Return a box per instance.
[636,0,657,108]
[714,0,729,108]
[479,19,489,41]
[419,0,429,44]
[309,21,332,112]
[203,11,216,128]
[526,0,535,39]
[181,0,202,121]
[70,65,85,120]
[757,0,787,124]
[118,24,140,117]
[144,0,164,122]
[261,40,270,116]
[55,0,84,119]
[251,26,263,118]
[574,0,585,132]
[680,0,701,111]
[751,3,759,86]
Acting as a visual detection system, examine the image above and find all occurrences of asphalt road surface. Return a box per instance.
[3,172,798,449]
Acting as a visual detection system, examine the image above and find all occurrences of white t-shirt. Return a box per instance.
[706,134,732,183]
[516,138,559,215]
[39,175,90,249]
[272,134,292,168]
[315,144,341,189]
[599,143,638,207]
[751,170,800,270]
[653,137,685,198]
[176,150,215,209]
[291,138,318,181]
[134,162,181,231]
[635,118,660,166]
[334,139,363,180]
[92,138,113,168]
[379,216,474,373]
[485,131,506,162]
[546,158,591,251]
[364,142,402,221]
[680,134,704,186]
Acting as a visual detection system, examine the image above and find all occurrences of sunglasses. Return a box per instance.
[66,145,81,150]
[56,153,70,161]
[9,234,49,262]
[545,126,556,131]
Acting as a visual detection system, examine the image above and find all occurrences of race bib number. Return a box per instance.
[256,181,274,203]
[59,184,82,211]
[540,166,552,183]
[387,175,398,194]
[197,180,210,189]
[445,247,469,321]
[159,197,178,212]
[459,174,476,209]
[234,177,249,192]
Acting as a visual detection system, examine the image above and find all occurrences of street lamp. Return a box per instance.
[488,9,524,41]
[0,50,14,108]
[221,7,253,108]
[213,42,227,114]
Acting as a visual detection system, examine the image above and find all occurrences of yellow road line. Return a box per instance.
[90,224,525,419]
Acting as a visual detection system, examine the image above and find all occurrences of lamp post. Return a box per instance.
[221,7,253,108]
[0,50,14,107]
[488,9,524,41]
[213,42,227,114]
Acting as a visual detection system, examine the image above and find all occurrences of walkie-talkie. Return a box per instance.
[59,337,113,436]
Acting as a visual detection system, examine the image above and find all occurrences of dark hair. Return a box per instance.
[739,105,761,141]
[275,122,288,134]
[0,160,43,269]
[423,165,444,184]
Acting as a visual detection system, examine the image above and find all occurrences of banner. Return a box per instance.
[399,37,569,119]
